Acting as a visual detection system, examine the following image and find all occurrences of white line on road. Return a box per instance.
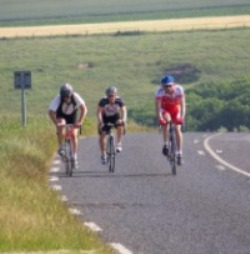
[216,149,223,154]
[110,243,133,254]
[53,159,61,165]
[49,176,59,182]
[216,165,226,171]
[194,139,200,144]
[204,133,250,178]
[84,222,103,232]
[61,195,68,202]
[69,208,82,215]
[51,185,62,191]
[197,150,205,155]
[50,167,60,173]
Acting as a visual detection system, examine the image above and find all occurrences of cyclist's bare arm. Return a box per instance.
[155,99,162,122]
[96,106,104,126]
[48,110,58,125]
[120,105,127,123]
[180,96,186,119]
[76,104,88,127]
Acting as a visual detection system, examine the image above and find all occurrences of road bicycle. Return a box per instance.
[105,123,117,173]
[160,121,180,175]
[61,124,79,177]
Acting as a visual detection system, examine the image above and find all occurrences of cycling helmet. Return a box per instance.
[161,75,175,86]
[106,86,117,96]
[60,83,73,98]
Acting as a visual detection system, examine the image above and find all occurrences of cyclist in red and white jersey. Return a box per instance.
[155,75,186,164]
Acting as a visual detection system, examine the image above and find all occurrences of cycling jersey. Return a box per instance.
[155,84,185,124]
[98,97,125,118]
[48,92,85,124]
[155,85,184,111]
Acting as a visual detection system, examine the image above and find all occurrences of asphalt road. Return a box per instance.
[50,132,250,254]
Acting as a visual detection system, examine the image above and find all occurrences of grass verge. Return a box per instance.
[0,115,115,253]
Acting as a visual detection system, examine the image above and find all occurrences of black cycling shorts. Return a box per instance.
[98,114,120,134]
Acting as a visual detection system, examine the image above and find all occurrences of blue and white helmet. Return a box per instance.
[161,75,175,86]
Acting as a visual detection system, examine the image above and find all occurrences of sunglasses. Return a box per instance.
[63,95,71,100]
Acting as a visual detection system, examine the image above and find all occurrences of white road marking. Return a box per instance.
[69,208,82,215]
[84,222,103,232]
[197,150,205,155]
[51,185,62,191]
[61,195,68,202]
[50,167,60,173]
[216,149,223,154]
[49,176,59,182]
[53,159,61,165]
[204,133,250,178]
[194,139,200,144]
[110,243,133,254]
[216,165,226,171]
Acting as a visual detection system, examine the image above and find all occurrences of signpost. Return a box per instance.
[14,71,32,126]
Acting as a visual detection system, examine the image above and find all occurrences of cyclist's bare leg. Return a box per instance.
[174,124,183,153]
[162,124,169,143]
[56,118,66,146]
[99,132,107,156]
[116,125,123,144]
[162,112,171,143]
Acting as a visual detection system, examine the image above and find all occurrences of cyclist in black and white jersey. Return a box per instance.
[97,86,127,164]
[48,83,88,163]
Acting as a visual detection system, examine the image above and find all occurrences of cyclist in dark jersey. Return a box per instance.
[48,83,88,162]
[97,86,127,164]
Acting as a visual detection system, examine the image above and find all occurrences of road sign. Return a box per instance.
[14,71,31,89]
[14,71,32,126]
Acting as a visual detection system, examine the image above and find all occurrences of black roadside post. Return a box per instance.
[14,71,32,126]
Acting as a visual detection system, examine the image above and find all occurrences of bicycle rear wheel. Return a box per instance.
[65,160,72,176]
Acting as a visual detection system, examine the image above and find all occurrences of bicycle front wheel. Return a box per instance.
[169,138,177,176]
[65,140,73,177]
[170,154,176,175]
[108,135,116,173]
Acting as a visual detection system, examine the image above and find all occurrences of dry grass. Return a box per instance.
[1,15,250,38]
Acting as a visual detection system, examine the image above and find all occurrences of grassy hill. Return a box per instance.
[1,27,250,130]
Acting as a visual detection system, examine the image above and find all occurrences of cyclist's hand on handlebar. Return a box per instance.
[159,118,167,125]
[74,122,82,128]
[116,119,125,126]
[175,117,184,125]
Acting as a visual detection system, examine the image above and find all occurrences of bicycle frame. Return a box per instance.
[63,124,76,177]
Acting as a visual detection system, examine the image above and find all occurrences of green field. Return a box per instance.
[0,0,250,26]
[1,28,250,129]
